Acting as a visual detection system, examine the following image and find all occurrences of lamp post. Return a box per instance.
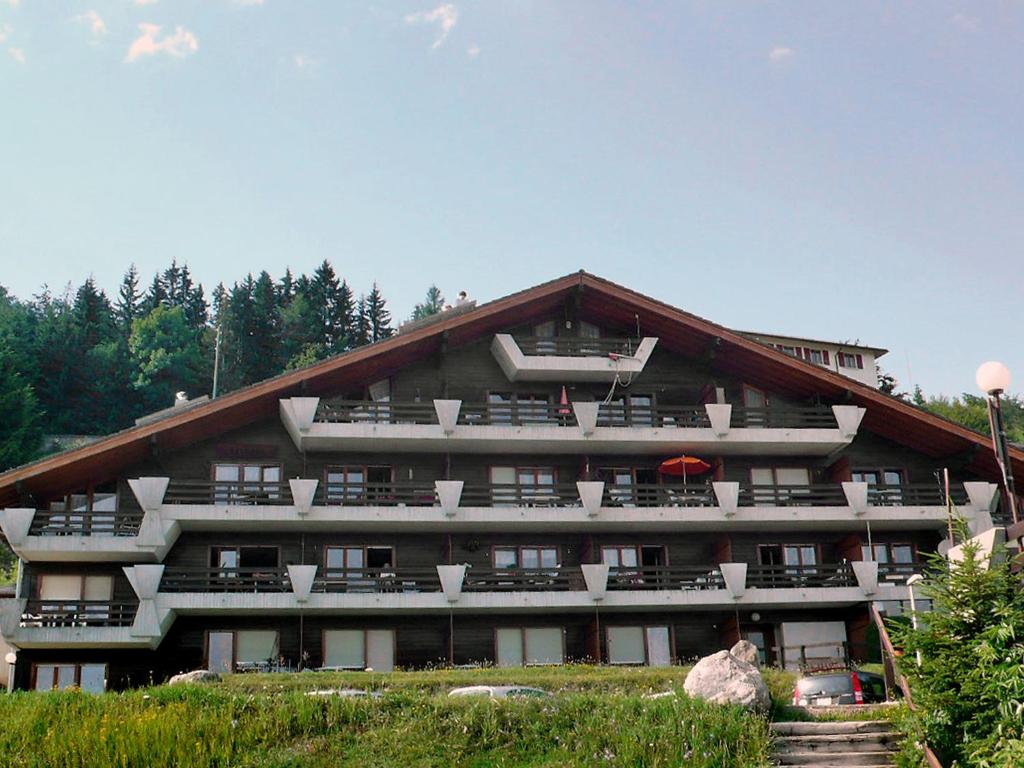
[906,574,924,667]
[975,362,1019,529]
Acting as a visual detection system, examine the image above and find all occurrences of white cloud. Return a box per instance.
[8,46,24,63]
[768,46,794,63]
[467,43,480,58]
[405,4,457,49]
[73,10,107,38]
[950,13,980,32]
[0,23,11,44]
[4,0,20,7]
[125,23,198,62]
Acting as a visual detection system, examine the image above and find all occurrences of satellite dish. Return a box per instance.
[4,652,16,664]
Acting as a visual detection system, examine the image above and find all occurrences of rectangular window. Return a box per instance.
[495,627,564,667]
[750,467,811,504]
[852,468,905,504]
[742,385,768,409]
[488,466,556,506]
[606,626,672,666]
[206,630,279,672]
[578,321,601,339]
[838,352,864,369]
[33,663,107,693]
[493,546,559,570]
[803,348,829,366]
[38,574,113,602]
[212,463,281,504]
[862,542,914,564]
[322,629,395,671]
[325,466,393,503]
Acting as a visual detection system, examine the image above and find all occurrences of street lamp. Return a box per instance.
[976,362,1019,526]
[907,574,924,667]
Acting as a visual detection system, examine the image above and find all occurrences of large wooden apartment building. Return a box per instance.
[0,272,1018,691]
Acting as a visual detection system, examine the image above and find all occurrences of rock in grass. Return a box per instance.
[168,670,221,685]
[729,639,760,667]
[683,651,769,712]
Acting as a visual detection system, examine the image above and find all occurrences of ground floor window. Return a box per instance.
[495,627,564,667]
[33,663,106,693]
[606,626,672,666]
[206,630,279,673]
[322,629,395,671]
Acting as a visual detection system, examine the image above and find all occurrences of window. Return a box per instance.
[212,463,281,504]
[493,546,559,570]
[206,630,279,673]
[323,629,395,671]
[602,394,654,426]
[33,663,107,693]
[602,545,667,584]
[325,465,392,503]
[742,385,768,408]
[495,627,564,667]
[325,546,394,572]
[862,543,914,564]
[750,467,811,505]
[579,321,601,339]
[211,546,279,571]
[758,544,818,582]
[487,392,551,424]
[852,469,904,504]
[46,484,118,535]
[488,466,556,506]
[776,345,802,358]
[838,352,864,370]
[606,626,672,666]
[598,467,661,507]
[803,348,830,366]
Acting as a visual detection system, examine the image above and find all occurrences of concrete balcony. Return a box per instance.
[280,397,866,456]
[3,480,997,564]
[0,598,156,649]
[490,334,658,382]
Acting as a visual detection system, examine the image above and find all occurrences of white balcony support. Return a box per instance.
[434,399,462,435]
[964,481,999,512]
[576,481,605,517]
[288,397,321,432]
[581,563,610,601]
[720,563,747,598]
[288,564,318,602]
[0,598,26,641]
[437,564,467,602]
[712,482,739,517]
[572,402,600,436]
[136,510,180,556]
[0,509,35,548]
[948,527,1007,570]
[128,477,170,513]
[435,481,464,517]
[842,481,869,516]
[490,334,658,382]
[852,560,879,595]
[705,404,732,437]
[124,565,165,600]
[124,564,169,639]
[832,405,866,439]
[289,479,319,517]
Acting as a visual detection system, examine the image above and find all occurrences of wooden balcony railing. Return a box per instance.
[318,481,437,507]
[159,566,293,593]
[868,485,967,507]
[461,567,584,592]
[739,484,849,507]
[876,562,926,584]
[28,509,144,537]
[596,403,710,428]
[746,563,856,589]
[315,400,439,425]
[164,481,294,506]
[458,402,577,426]
[605,565,725,591]
[731,405,837,429]
[313,568,442,594]
[512,336,642,358]
[20,600,138,628]
[459,482,582,508]
[602,484,715,508]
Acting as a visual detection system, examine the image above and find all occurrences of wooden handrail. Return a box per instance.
[869,604,944,768]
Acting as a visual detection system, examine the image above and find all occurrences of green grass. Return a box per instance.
[0,666,779,768]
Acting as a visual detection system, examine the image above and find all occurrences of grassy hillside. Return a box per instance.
[0,666,781,768]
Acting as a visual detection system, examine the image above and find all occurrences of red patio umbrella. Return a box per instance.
[658,455,712,486]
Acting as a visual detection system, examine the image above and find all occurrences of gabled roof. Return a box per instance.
[1,270,1020,507]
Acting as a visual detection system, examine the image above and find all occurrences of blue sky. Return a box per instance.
[1,1,1021,397]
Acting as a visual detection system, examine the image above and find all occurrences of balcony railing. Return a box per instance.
[606,565,725,591]
[602,484,715,508]
[731,406,837,429]
[746,563,856,589]
[20,600,137,628]
[459,482,582,507]
[313,568,442,593]
[876,562,925,585]
[164,481,294,506]
[868,484,968,507]
[739,484,849,507]
[596,404,710,428]
[159,567,293,593]
[513,336,642,357]
[318,481,438,507]
[315,400,439,425]
[461,567,584,592]
[28,509,144,537]
[458,402,577,426]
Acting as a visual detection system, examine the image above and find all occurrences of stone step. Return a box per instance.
[775,733,899,753]
[772,720,893,736]
[775,750,895,766]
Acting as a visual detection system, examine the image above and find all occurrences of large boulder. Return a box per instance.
[683,650,770,711]
[168,670,221,685]
[730,639,760,667]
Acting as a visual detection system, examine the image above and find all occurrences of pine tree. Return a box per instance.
[72,277,116,349]
[352,295,370,347]
[365,283,393,342]
[162,260,182,304]
[277,269,295,309]
[411,285,445,321]
[0,345,42,472]
[141,273,168,315]
[307,260,339,351]
[251,271,279,380]
[116,265,141,336]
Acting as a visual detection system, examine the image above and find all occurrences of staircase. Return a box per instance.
[772,720,898,767]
